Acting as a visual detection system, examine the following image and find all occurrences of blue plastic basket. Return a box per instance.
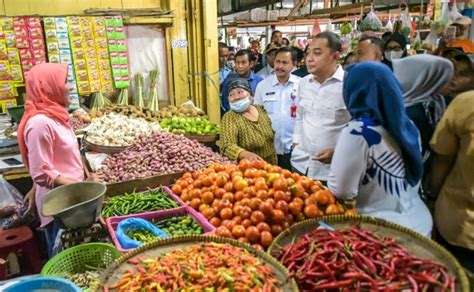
[4,276,81,292]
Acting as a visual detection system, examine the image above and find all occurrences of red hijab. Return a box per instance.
[17,63,70,169]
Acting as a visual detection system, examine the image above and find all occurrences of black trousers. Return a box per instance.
[277,153,292,171]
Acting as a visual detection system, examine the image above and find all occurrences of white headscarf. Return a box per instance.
[393,54,454,123]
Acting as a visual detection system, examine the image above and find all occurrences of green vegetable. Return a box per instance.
[126,228,162,244]
[160,117,220,135]
[101,187,179,218]
[154,215,204,237]
[340,22,352,36]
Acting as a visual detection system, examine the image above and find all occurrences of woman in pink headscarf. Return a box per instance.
[18,63,85,257]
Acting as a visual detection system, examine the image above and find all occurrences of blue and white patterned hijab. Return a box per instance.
[343,62,423,186]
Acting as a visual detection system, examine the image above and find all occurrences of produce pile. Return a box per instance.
[125,228,161,245]
[106,242,281,291]
[101,189,180,219]
[70,110,91,131]
[101,104,205,123]
[85,112,160,147]
[274,224,456,291]
[172,160,351,250]
[99,131,231,183]
[154,215,204,236]
[64,270,101,290]
[160,116,220,135]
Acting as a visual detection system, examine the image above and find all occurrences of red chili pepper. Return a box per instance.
[311,279,353,289]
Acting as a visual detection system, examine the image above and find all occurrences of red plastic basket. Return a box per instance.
[99,186,184,226]
[106,206,215,253]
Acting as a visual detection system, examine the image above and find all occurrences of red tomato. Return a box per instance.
[245,226,261,243]
[256,222,271,233]
[251,210,266,224]
[270,224,283,237]
[234,179,248,192]
[260,231,273,247]
[202,207,215,219]
[288,201,302,216]
[238,237,249,243]
[274,190,286,202]
[238,159,252,171]
[232,225,246,238]
[271,209,286,222]
[201,191,214,205]
[244,168,258,178]
[220,208,233,220]
[252,243,264,251]
[171,184,182,195]
[239,206,252,220]
[258,201,274,216]
[304,204,319,218]
[215,174,229,187]
[224,182,234,192]
[222,192,235,203]
[251,160,266,170]
[275,200,289,214]
[242,219,252,228]
[256,190,270,200]
[222,220,235,231]
[232,216,242,225]
[254,178,268,191]
[234,191,244,201]
[214,188,226,199]
[273,178,288,192]
[248,198,262,210]
[190,198,201,210]
[209,217,221,227]
[215,226,232,238]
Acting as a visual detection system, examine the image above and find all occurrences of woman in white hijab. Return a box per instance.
[392,55,454,158]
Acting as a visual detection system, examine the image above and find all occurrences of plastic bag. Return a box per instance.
[0,176,37,230]
[440,1,450,25]
[0,176,18,218]
[449,0,463,23]
[412,31,422,50]
[385,17,393,31]
[116,218,168,249]
[422,23,439,51]
[360,8,383,32]
[400,7,412,40]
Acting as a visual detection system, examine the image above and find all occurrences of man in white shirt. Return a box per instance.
[291,31,351,182]
[254,47,301,170]
[256,43,280,79]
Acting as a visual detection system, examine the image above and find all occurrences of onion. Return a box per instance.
[98,131,232,182]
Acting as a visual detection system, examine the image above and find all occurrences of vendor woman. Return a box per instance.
[217,78,277,164]
[18,63,86,258]
[328,62,433,237]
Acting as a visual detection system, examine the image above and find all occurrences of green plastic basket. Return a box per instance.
[41,243,121,276]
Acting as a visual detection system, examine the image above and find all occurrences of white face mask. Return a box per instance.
[384,51,403,62]
[227,60,235,69]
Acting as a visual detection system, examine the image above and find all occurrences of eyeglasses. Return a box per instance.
[386,46,402,52]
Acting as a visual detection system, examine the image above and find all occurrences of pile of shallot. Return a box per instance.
[98,131,232,182]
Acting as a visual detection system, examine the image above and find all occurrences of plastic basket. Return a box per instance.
[41,243,122,276]
[4,276,80,292]
[99,186,184,226]
[106,206,215,252]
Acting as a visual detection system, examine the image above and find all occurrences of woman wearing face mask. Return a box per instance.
[383,33,407,64]
[18,63,88,258]
[217,78,277,164]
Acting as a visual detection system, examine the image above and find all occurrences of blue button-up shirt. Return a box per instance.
[254,74,301,155]
[219,66,231,84]
[220,71,263,114]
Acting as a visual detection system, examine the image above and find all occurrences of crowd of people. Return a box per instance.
[217,24,474,272]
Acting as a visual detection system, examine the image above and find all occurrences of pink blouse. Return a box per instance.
[24,114,84,227]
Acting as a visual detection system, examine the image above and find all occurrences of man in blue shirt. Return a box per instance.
[218,42,231,84]
[221,49,263,115]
